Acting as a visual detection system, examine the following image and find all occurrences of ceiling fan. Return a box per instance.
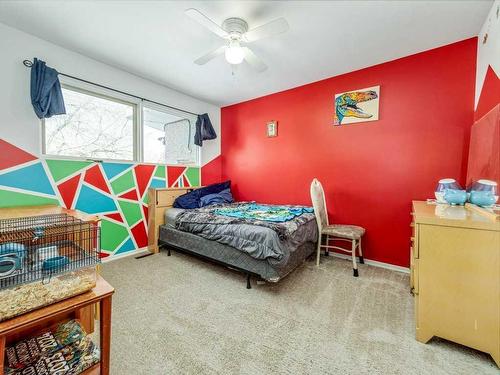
[185,8,289,72]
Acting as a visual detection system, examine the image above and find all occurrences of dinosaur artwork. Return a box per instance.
[333,86,380,126]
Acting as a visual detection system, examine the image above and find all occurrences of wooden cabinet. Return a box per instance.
[411,201,500,367]
[0,276,114,375]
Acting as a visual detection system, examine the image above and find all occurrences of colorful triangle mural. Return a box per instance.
[0,189,59,208]
[115,237,136,255]
[167,166,186,187]
[104,212,124,223]
[0,140,37,170]
[111,170,135,195]
[84,165,110,194]
[131,221,148,248]
[99,252,111,259]
[149,178,166,189]
[118,200,142,226]
[118,188,139,201]
[46,159,92,182]
[102,162,133,180]
[57,174,81,209]
[154,165,166,179]
[134,165,155,198]
[185,167,200,187]
[0,162,55,195]
[101,219,129,252]
[75,185,117,214]
[0,140,203,260]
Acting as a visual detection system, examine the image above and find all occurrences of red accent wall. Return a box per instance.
[467,104,499,187]
[475,66,500,121]
[467,65,500,188]
[221,38,477,267]
[201,156,222,186]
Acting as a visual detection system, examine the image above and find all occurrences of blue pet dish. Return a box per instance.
[469,191,496,207]
[444,189,467,205]
[42,256,70,271]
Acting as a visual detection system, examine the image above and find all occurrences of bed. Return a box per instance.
[147,187,318,288]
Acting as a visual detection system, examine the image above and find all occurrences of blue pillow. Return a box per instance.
[173,181,231,209]
[197,180,231,198]
[199,188,233,207]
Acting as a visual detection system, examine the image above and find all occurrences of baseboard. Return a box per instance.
[101,247,150,263]
[330,253,410,274]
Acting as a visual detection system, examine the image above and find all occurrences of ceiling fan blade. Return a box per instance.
[242,47,267,72]
[185,8,229,39]
[244,18,289,42]
[194,45,226,65]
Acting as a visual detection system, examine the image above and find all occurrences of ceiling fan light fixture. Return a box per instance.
[225,40,244,65]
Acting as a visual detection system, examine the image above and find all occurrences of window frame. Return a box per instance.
[40,77,201,166]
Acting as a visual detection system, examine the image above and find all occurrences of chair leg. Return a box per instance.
[352,239,359,277]
[324,235,329,256]
[358,238,364,264]
[316,232,322,266]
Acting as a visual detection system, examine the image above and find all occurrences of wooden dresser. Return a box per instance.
[411,201,500,367]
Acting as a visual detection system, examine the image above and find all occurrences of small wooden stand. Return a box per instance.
[0,276,114,375]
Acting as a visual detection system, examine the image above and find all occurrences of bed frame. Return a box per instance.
[147,187,265,288]
[147,187,314,289]
[146,187,197,254]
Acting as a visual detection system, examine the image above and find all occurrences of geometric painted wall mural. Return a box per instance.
[0,140,201,259]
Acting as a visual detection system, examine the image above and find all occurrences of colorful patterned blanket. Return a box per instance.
[175,202,315,242]
[214,203,313,222]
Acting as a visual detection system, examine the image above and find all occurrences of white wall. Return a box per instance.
[0,22,221,166]
[475,0,499,108]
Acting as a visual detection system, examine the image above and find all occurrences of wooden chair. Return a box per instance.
[310,178,365,277]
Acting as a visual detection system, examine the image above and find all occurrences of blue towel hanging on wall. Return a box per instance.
[194,113,217,146]
[30,58,66,119]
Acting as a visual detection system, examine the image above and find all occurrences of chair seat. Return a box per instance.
[321,224,365,239]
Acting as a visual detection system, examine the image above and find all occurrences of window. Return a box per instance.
[42,83,200,165]
[143,106,198,165]
[43,86,136,161]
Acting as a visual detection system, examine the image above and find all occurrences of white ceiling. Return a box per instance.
[0,1,492,106]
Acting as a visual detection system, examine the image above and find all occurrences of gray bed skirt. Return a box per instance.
[159,225,316,282]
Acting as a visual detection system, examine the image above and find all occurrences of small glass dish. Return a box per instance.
[468,179,498,205]
[435,178,462,203]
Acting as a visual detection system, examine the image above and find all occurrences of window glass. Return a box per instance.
[143,106,198,165]
[43,86,135,161]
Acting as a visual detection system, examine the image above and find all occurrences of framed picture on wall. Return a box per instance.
[333,85,380,126]
[267,121,278,137]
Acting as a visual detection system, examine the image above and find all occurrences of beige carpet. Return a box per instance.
[100,251,498,375]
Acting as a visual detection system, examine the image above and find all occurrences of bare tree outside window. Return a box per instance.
[44,87,135,160]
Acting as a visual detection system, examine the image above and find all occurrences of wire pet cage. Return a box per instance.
[0,213,101,321]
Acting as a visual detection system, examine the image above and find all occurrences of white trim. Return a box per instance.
[329,252,410,274]
[101,247,150,263]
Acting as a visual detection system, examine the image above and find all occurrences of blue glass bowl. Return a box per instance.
[469,191,496,207]
[444,189,467,205]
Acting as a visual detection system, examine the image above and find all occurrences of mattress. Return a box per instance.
[159,225,315,282]
[165,206,318,268]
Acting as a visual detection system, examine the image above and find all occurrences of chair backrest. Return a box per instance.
[310,178,329,230]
